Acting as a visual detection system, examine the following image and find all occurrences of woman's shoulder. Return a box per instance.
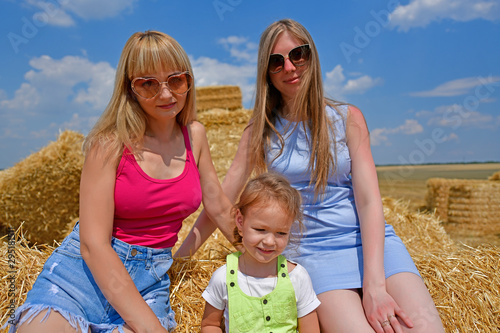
[326,102,350,118]
[186,120,205,133]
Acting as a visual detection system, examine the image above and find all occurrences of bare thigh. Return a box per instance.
[317,289,375,333]
[386,272,445,333]
[17,309,88,333]
[112,324,135,333]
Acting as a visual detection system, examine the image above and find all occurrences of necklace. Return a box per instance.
[240,255,277,297]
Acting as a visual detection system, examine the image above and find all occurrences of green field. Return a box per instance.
[376,162,500,247]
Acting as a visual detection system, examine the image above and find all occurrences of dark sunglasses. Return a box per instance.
[131,72,193,99]
[268,44,311,74]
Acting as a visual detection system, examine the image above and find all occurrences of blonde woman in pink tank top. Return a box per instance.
[10,31,235,333]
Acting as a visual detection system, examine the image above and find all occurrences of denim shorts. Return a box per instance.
[8,223,177,333]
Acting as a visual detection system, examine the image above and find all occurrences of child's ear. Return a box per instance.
[235,209,244,236]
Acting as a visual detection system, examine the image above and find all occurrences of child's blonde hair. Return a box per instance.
[232,172,303,247]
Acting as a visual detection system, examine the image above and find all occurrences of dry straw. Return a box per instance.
[414,245,500,332]
[196,86,242,111]
[382,197,455,255]
[0,131,84,246]
[0,226,54,329]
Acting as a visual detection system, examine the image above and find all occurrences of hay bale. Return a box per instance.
[3,231,500,332]
[489,170,500,181]
[414,245,500,332]
[426,178,500,237]
[425,178,457,222]
[196,86,242,111]
[382,197,455,256]
[0,131,84,246]
[0,226,54,330]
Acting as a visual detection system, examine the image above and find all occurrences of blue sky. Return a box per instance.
[1,0,499,169]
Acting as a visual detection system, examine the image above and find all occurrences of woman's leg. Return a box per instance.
[17,310,86,333]
[317,289,375,333]
[386,272,445,333]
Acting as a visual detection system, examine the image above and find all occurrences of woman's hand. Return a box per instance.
[362,286,413,333]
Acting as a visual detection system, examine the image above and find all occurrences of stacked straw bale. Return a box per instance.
[196,86,242,111]
[489,170,500,181]
[426,178,500,236]
[0,131,84,246]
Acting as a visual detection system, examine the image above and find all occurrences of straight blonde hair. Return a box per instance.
[250,19,344,197]
[82,30,196,163]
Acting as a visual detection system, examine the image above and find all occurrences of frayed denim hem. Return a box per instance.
[6,303,177,333]
[159,311,177,332]
[7,304,90,332]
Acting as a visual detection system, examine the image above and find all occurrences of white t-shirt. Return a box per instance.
[202,262,321,331]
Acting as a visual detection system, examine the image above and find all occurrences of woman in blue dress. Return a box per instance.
[178,19,444,333]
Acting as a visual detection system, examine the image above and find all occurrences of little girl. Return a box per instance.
[201,172,320,333]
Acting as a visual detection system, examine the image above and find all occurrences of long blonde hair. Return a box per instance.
[250,19,343,197]
[82,30,196,162]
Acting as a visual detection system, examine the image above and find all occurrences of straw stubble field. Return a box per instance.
[1,108,499,332]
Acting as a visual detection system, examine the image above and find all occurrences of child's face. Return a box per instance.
[236,203,293,265]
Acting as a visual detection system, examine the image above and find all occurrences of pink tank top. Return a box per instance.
[112,126,202,248]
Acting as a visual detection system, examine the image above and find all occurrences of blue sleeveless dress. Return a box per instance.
[267,105,420,295]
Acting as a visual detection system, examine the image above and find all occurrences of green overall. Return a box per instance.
[226,251,298,333]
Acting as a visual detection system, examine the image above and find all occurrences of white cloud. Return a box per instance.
[190,56,256,107]
[370,119,424,146]
[22,0,137,26]
[410,76,500,97]
[218,36,258,62]
[389,0,500,32]
[417,104,499,129]
[370,128,390,146]
[0,55,114,140]
[324,65,383,100]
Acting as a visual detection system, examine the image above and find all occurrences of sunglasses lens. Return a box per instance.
[133,78,160,99]
[290,45,310,67]
[269,54,285,74]
[167,73,192,94]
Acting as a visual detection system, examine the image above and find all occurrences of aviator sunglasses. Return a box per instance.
[268,44,311,74]
[131,72,193,99]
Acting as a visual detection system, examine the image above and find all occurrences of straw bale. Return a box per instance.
[488,170,500,181]
[0,131,84,246]
[0,226,54,330]
[426,178,500,236]
[382,197,455,256]
[2,210,500,332]
[196,86,242,111]
[414,245,500,332]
